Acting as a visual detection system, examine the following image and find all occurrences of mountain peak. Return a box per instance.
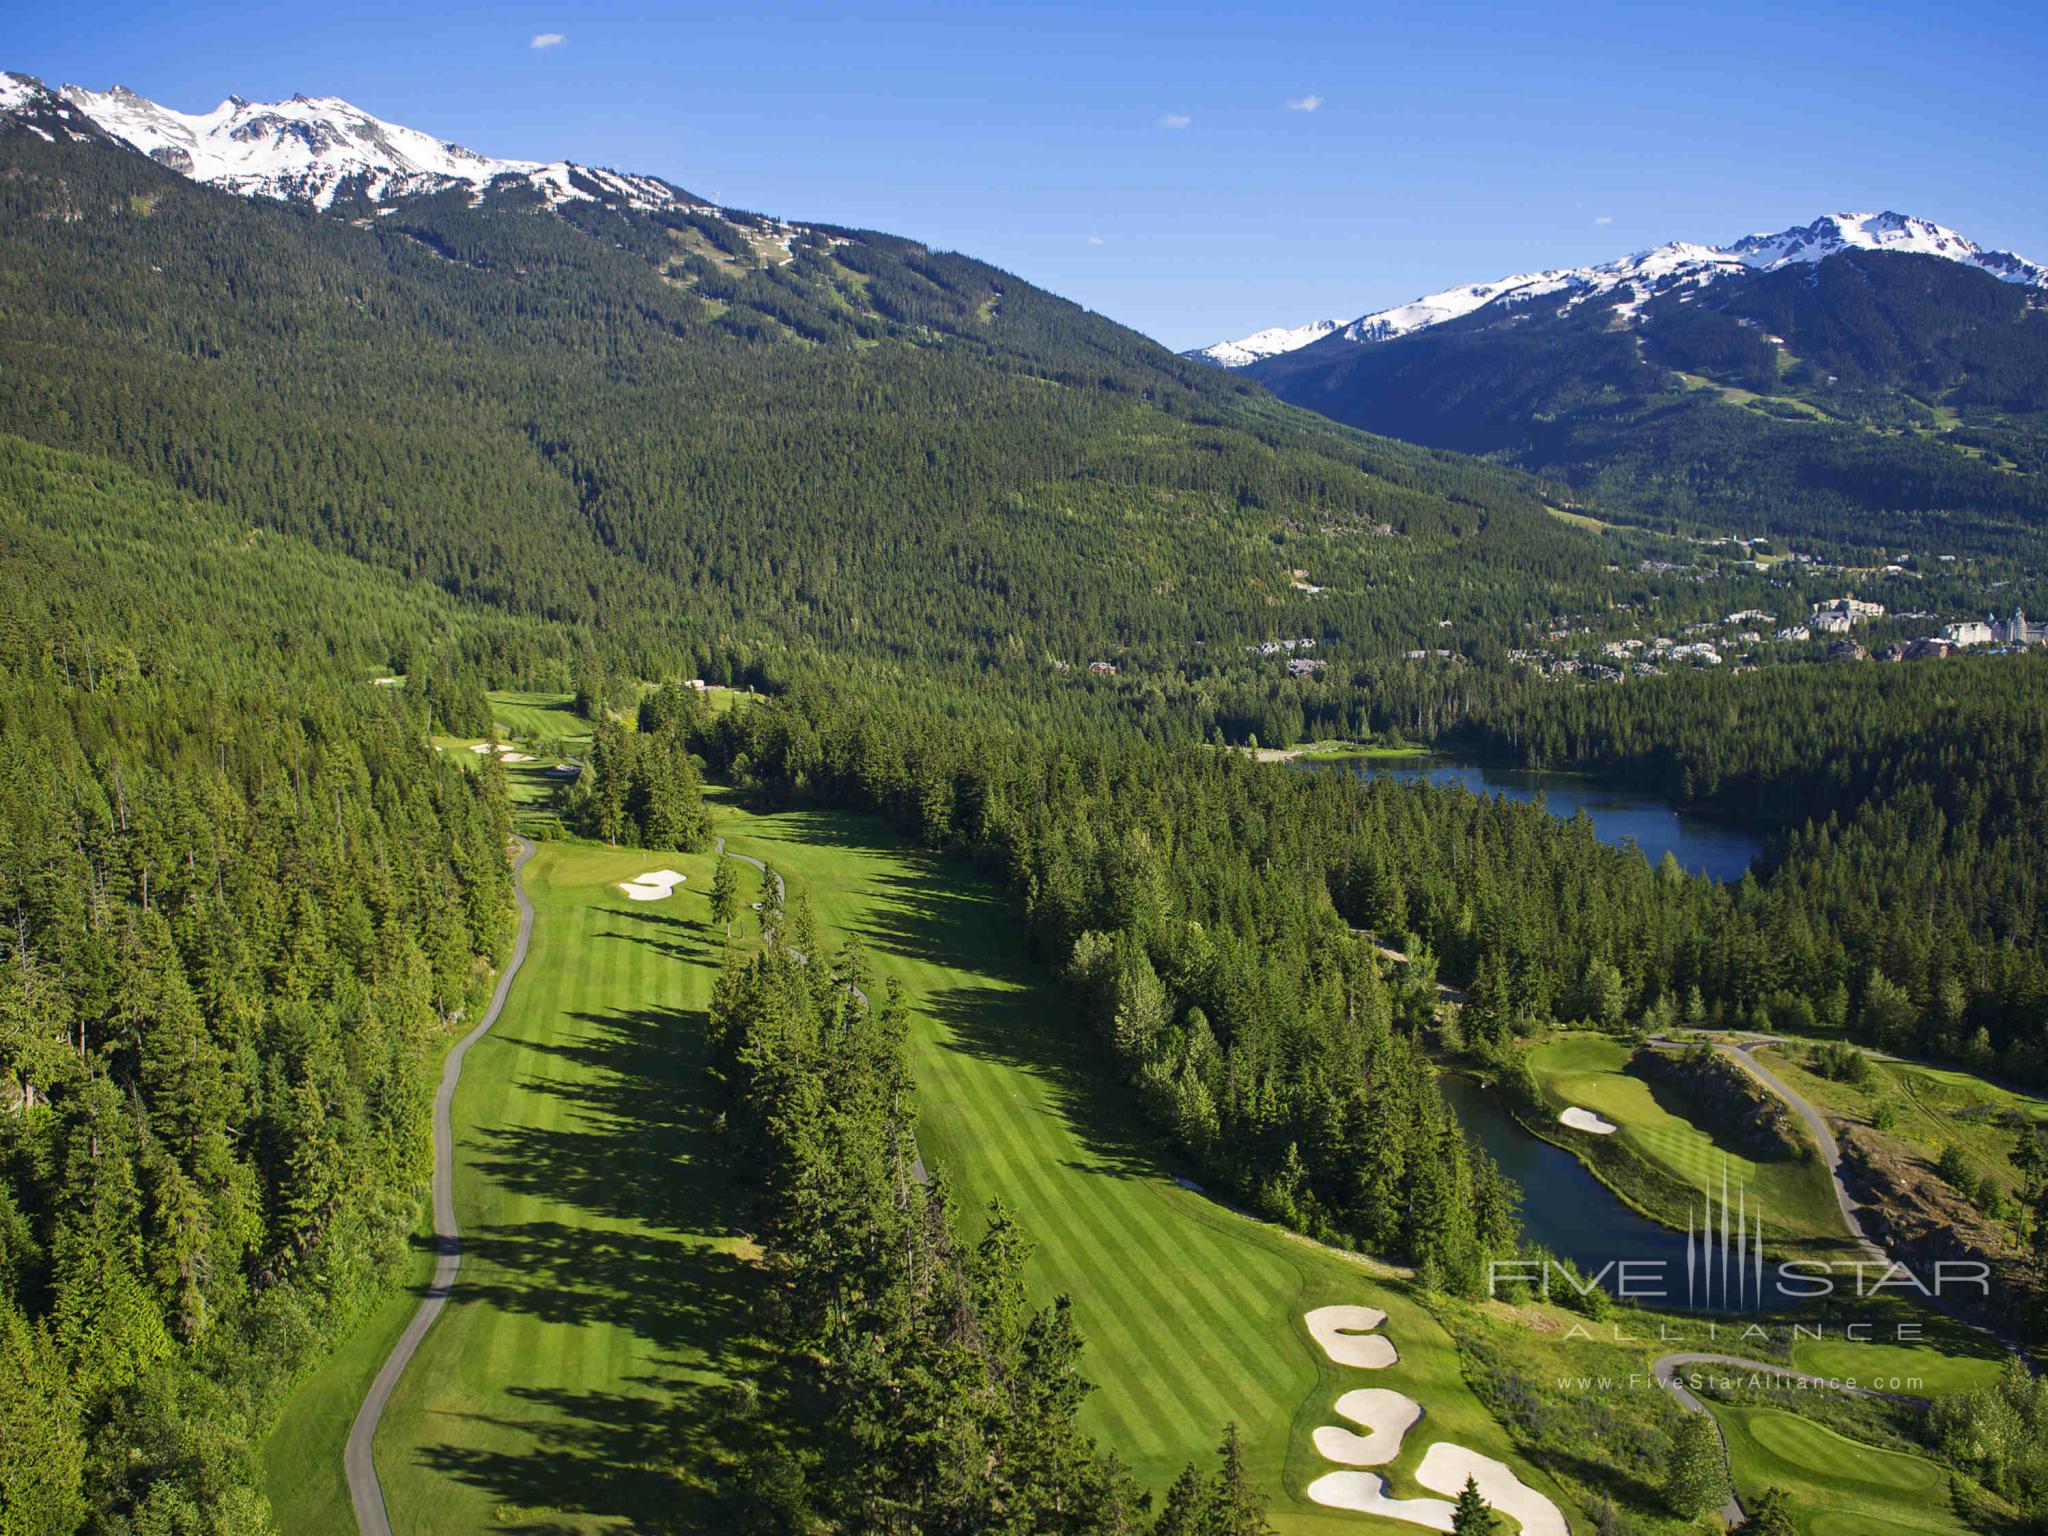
[1192,211,2048,368]
[27,77,711,216]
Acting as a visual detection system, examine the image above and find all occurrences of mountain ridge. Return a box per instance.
[1191,211,2048,367]
[1,69,716,215]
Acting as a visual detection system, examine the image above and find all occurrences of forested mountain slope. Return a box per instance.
[0,106,1614,690]
[0,433,535,1531]
[1247,250,2048,553]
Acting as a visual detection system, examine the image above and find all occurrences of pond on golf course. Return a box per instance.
[1319,755,1764,882]
[1440,1074,1772,1313]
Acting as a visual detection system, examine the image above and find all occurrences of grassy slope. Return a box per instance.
[1527,1035,1854,1252]
[263,1228,437,1536]
[714,800,1578,1531]
[1713,1406,1967,1536]
[1755,1044,2048,1200]
[356,793,1576,1534]
[372,839,768,1535]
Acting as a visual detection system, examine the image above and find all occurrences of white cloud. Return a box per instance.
[530,32,566,50]
[1285,94,1322,112]
[1594,215,1613,225]
[1088,234,1105,245]
[1158,112,1190,130]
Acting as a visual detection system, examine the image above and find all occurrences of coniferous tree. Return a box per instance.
[1451,1475,1499,1534]
[1667,1413,1729,1518]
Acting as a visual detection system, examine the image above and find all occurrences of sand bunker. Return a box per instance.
[1312,1389,1425,1466]
[1305,1472,1454,1529]
[500,752,534,763]
[618,869,688,902]
[1305,1306,1398,1369]
[1416,1444,1568,1536]
[1559,1105,1617,1135]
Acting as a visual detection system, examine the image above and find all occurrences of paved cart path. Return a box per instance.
[346,838,536,1536]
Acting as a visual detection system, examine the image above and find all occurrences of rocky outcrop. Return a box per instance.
[1631,1044,1803,1159]
[1837,1125,2043,1339]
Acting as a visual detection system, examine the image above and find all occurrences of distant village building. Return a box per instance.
[1812,596,1885,623]
[1942,620,1994,647]
[1088,661,1118,675]
[1943,609,2045,647]
[1286,657,1327,677]
[1774,624,1811,642]
[1811,611,1853,634]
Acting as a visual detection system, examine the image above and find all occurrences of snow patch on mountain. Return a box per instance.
[40,78,708,215]
[1194,318,1341,367]
[1192,212,2048,367]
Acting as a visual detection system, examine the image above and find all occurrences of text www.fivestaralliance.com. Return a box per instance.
[1555,1373,1925,1393]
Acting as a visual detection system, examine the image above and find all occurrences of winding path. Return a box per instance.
[347,837,537,1536]
[1645,1032,1887,1262]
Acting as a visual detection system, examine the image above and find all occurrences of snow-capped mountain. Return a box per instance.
[1196,318,1342,368]
[1191,212,2048,367]
[1,70,705,214]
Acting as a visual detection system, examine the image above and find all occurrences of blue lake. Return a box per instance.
[1334,755,1764,882]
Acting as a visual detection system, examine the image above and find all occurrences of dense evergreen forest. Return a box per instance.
[0,437,524,1529]
[7,99,2048,1536]
[0,125,1628,691]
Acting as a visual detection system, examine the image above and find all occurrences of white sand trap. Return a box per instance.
[1559,1105,1617,1134]
[1304,1472,1454,1529]
[618,869,688,902]
[1313,1389,1425,1465]
[1415,1444,1568,1536]
[469,742,494,754]
[500,752,534,763]
[1305,1306,1398,1369]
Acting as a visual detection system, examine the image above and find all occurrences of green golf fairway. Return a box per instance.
[1529,1035,1850,1246]
[353,803,1574,1534]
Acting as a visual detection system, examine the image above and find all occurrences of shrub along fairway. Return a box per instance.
[371,839,773,1535]
[1711,1404,1968,1536]
[1527,1034,1852,1250]
[714,798,1578,1532]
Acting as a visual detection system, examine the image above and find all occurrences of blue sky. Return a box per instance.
[13,1,2047,349]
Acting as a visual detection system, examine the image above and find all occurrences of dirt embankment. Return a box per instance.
[1837,1124,2043,1338]
[1632,1045,1803,1159]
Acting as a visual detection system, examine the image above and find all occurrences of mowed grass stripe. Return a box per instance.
[717,807,1325,1497]
[856,917,1280,1453]
[373,842,754,1535]
[902,1011,1202,1450]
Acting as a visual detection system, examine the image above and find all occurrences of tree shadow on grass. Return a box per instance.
[410,1367,803,1536]
[475,1003,739,1233]
[758,813,1172,1186]
[418,984,779,1524]
[596,904,720,963]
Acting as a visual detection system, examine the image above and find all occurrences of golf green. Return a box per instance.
[1713,1404,1967,1535]
[1528,1035,1851,1247]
